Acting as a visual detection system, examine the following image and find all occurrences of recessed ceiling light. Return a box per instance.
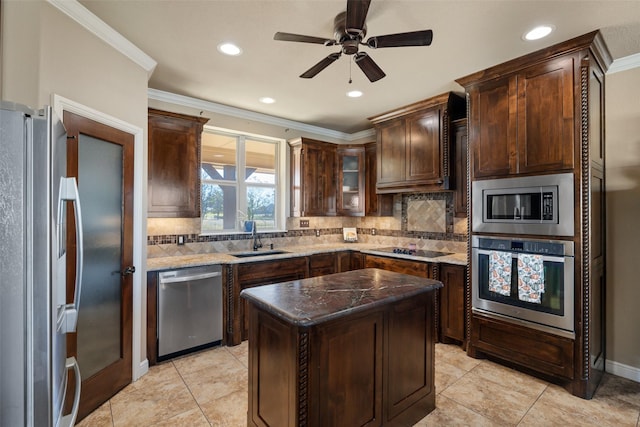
[347,90,363,98]
[259,97,276,104]
[218,42,242,56]
[523,25,554,41]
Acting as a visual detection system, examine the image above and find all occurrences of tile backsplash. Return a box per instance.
[147,192,468,258]
[407,199,446,233]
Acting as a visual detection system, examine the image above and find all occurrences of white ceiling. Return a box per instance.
[80,0,640,134]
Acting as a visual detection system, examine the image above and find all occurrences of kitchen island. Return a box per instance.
[240,268,443,427]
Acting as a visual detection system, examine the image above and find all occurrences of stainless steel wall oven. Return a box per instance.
[471,235,574,338]
[472,173,574,236]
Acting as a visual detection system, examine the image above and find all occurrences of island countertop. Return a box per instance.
[240,268,443,327]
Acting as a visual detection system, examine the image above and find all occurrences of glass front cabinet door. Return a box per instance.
[337,146,365,216]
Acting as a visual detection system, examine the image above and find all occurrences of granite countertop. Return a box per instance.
[240,268,443,327]
[146,243,468,272]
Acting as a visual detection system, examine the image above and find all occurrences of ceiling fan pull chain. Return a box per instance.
[349,58,353,84]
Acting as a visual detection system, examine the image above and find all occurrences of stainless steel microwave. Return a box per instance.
[472,173,574,236]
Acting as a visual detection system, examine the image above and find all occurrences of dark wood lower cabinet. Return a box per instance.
[245,274,437,427]
[308,253,337,277]
[337,250,364,272]
[316,311,384,426]
[147,253,469,368]
[364,254,432,278]
[365,255,471,345]
[236,258,308,343]
[468,314,574,379]
[146,271,158,366]
[439,264,466,343]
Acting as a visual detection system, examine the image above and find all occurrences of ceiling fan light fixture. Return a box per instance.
[259,97,276,104]
[347,90,363,98]
[523,25,554,41]
[218,42,242,56]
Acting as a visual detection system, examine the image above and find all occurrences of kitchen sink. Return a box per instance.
[231,250,290,258]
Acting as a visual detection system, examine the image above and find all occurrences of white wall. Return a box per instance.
[605,66,640,378]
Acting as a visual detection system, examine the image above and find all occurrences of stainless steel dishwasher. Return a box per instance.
[158,265,223,360]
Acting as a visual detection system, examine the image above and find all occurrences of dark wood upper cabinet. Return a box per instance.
[406,107,442,183]
[452,119,468,217]
[365,142,393,216]
[457,33,603,179]
[337,145,365,216]
[289,137,337,217]
[466,76,515,178]
[290,138,390,217]
[517,56,576,174]
[147,108,208,217]
[375,119,406,186]
[369,92,465,193]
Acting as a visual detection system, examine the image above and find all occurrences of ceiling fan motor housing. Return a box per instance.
[334,11,365,55]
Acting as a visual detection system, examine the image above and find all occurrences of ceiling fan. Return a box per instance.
[273,0,433,82]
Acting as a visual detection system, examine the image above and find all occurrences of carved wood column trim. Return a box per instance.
[297,331,309,427]
[579,60,591,381]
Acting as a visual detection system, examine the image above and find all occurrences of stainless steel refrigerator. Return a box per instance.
[1,102,84,426]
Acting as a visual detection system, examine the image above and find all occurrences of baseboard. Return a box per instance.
[134,359,149,382]
[606,359,640,383]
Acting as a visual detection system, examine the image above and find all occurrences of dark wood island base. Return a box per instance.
[241,268,443,427]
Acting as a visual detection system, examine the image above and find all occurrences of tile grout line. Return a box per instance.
[434,361,505,425]
[109,400,115,427]
[171,360,214,427]
[514,382,550,426]
[440,359,549,426]
[224,346,248,369]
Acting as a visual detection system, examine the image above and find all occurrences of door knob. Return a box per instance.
[121,266,136,276]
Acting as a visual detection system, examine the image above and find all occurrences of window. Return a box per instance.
[200,127,285,234]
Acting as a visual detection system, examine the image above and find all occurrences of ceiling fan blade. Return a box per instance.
[366,30,433,48]
[274,32,334,45]
[346,0,371,35]
[300,52,342,78]
[354,52,386,82]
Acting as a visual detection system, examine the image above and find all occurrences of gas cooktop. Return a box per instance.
[374,247,453,258]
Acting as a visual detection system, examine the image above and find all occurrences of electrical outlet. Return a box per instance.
[300,219,310,228]
[371,228,376,236]
[315,229,320,237]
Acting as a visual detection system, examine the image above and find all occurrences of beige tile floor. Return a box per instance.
[78,342,640,427]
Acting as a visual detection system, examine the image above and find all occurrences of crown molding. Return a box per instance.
[607,52,640,74]
[148,89,376,142]
[47,0,157,77]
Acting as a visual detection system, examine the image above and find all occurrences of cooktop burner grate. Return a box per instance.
[374,247,453,258]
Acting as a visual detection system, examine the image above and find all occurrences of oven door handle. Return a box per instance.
[475,249,566,263]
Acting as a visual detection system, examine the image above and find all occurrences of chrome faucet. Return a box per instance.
[251,222,262,251]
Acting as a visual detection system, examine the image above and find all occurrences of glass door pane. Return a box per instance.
[76,135,123,379]
[342,155,360,209]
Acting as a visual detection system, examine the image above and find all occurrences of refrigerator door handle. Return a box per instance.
[58,357,81,427]
[59,177,83,333]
